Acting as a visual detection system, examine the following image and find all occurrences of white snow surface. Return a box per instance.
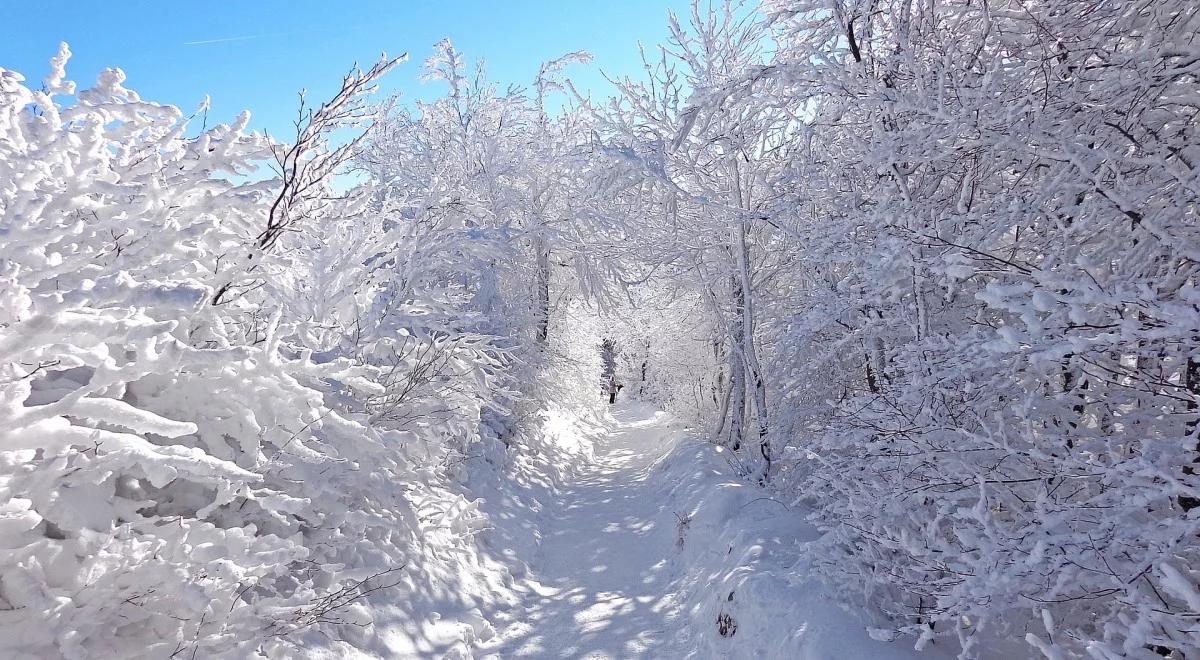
[445,401,946,660]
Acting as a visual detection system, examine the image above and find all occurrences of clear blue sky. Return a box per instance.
[0,1,690,137]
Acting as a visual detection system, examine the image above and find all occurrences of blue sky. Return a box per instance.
[0,1,690,137]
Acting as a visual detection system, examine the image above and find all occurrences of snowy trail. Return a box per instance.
[482,403,688,658]
[471,402,947,660]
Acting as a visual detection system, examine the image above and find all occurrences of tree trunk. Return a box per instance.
[864,307,888,393]
[712,335,732,442]
[601,338,618,404]
[727,153,768,479]
[533,238,551,344]
[728,272,746,453]
[1180,354,1200,511]
[713,338,725,408]
[736,219,769,481]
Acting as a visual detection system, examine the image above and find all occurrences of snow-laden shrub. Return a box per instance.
[0,46,514,658]
[760,1,1200,656]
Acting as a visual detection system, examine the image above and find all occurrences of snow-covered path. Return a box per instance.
[482,403,688,658]
[473,402,944,660]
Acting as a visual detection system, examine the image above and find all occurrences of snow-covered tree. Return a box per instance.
[579,0,800,482]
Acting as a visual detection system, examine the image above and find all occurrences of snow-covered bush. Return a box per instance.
[0,45,517,658]
[758,0,1200,656]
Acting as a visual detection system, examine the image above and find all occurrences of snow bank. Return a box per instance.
[650,427,950,659]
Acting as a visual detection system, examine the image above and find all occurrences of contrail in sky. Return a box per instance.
[183,31,295,46]
[183,20,397,47]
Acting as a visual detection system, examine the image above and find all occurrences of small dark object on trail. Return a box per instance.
[717,611,737,637]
